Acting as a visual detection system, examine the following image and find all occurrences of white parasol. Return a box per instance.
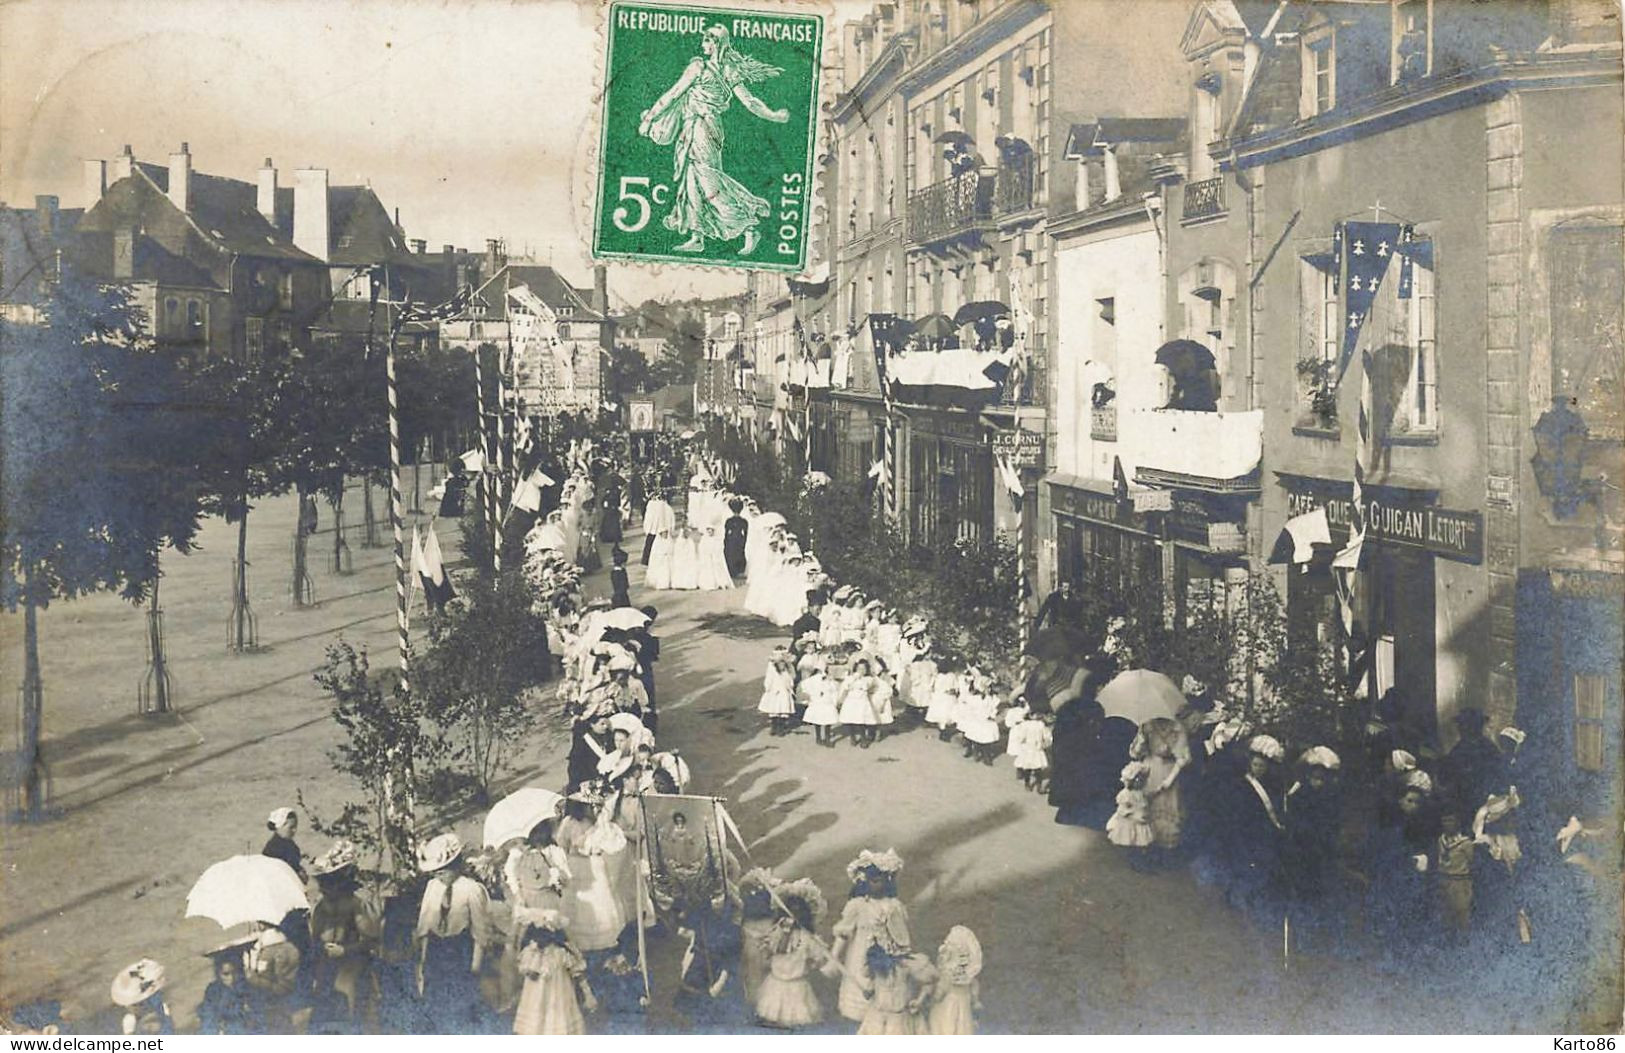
[600,607,652,631]
[1095,669,1187,726]
[483,787,566,849]
[752,512,787,530]
[185,855,308,929]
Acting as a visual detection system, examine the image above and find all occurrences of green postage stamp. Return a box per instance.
[593,2,823,272]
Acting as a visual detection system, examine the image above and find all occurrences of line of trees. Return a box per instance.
[0,275,474,818]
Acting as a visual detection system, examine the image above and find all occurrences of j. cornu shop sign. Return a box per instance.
[1285,480,1484,564]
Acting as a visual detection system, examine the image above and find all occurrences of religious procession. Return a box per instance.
[3,0,1621,1041]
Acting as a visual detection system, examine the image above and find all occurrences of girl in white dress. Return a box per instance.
[870,658,897,734]
[744,527,787,618]
[956,671,1002,765]
[925,660,962,739]
[646,528,675,590]
[800,656,840,746]
[770,554,813,627]
[668,526,700,590]
[1007,709,1053,792]
[838,658,881,749]
[904,635,937,719]
[819,586,851,649]
[757,646,797,734]
[697,524,733,591]
[556,796,630,952]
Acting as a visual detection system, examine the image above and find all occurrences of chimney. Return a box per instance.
[412,239,427,254]
[113,228,135,279]
[111,144,135,183]
[83,159,107,209]
[257,157,278,222]
[34,195,59,237]
[442,243,454,255]
[292,168,331,261]
[167,142,192,213]
[593,264,609,314]
[485,238,504,276]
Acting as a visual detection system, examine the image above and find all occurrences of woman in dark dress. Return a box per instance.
[723,499,749,580]
[600,473,625,544]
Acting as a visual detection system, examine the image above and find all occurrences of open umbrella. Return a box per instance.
[1153,339,1217,376]
[933,129,976,148]
[912,314,957,342]
[1025,624,1092,663]
[484,787,565,849]
[186,856,308,929]
[752,511,787,530]
[1096,669,1186,726]
[952,300,1010,328]
[600,607,652,631]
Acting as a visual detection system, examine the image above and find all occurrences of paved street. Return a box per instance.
[0,500,1534,1033]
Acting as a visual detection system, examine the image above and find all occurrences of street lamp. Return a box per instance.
[1531,396,1596,519]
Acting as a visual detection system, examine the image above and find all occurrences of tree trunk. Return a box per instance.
[229,508,256,652]
[363,479,382,548]
[142,572,172,714]
[19,562,46,818]
[331,489,353,575]
[292,486,314,607]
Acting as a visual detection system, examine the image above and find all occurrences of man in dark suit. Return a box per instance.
[790,591,823,642]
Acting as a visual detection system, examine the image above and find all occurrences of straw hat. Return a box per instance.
[1299,746,1342,771]
[1248,735,1285,763]
[110,959,166,1007]
[416,833,465,874]
[311,839,359,878]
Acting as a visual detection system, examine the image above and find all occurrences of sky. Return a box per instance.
[0,0,865,307]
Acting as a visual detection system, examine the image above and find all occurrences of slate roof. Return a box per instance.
[131,163,314,262]
[475,264,604,321]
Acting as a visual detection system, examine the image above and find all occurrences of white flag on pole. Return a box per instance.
[508,284,571,393]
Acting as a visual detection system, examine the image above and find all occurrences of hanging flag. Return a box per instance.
[397,284,479,326]
[459,448,486,474]
[508,284,570,395]
[1332,222,1345,294]
[415,522,456,610]
[997,454,1024,505]
[1396,224,1416,300]
[1338,221,1403,380]
[408,525,425,608]
[511,473,543,513]
[1111,455,1130,503]
[1268,507,1332,566]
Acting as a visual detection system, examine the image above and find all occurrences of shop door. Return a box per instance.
[1370,548,1437,743]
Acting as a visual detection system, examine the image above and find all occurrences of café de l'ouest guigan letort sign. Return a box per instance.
[1285,482,1484,564]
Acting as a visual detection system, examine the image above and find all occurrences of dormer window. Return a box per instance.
[1391,0,1433,84]
[1301,26,1336,117]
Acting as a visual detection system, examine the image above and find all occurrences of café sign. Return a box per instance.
[1284,480,1484,564]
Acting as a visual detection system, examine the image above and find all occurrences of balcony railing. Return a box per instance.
[1181,176,1227,223]
[1090,404,1117,441]
[907,170,992,244]
[1120,408,1263,491]
[994,154,1035,215]
[995,359,1047,408]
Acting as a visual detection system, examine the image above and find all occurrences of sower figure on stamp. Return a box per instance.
[638,25,789,256]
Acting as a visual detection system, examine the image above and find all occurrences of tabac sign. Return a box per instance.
[1283,477,1484,564]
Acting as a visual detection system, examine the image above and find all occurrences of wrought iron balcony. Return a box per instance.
[907,170,993,245]
[1181,175,1226,223]
[996,359,1047,407]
